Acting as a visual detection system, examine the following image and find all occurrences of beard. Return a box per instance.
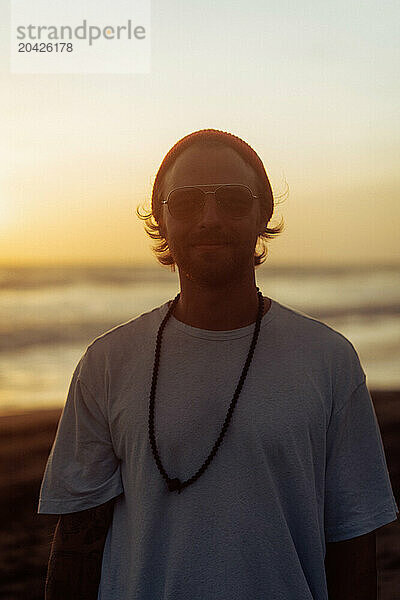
[169,235,257,289]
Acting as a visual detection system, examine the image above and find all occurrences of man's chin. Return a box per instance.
[172,243,254,287]
[177,257,242,288]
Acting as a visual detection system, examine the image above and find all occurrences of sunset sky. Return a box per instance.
[1,1,399,266]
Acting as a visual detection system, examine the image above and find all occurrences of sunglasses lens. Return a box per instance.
[168,188,204,219]
[216,185,252,217]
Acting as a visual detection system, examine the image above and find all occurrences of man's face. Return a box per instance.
[159,144,265,287]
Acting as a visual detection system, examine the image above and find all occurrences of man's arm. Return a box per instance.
[324,529,377,600]
[45,497,116,600]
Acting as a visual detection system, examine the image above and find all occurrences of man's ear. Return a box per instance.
[256,203,267,235]
[158,214,166,239]
[257,216,267,235]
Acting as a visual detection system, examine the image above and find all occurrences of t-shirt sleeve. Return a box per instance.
[37,348,123,514]
[324,378,399,542]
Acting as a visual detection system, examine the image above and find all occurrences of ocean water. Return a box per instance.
[0,264,399,414]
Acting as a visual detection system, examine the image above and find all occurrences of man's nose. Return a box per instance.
[198,193,221,226]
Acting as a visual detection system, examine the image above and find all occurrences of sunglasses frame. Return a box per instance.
[161,183,259,220]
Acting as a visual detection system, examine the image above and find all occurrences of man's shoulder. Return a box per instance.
[71,302,170,392]
[273,299,366,389]
[273,299,360,355]
[85,301,169,354]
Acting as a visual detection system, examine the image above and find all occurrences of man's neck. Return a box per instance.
[171,278,271,330]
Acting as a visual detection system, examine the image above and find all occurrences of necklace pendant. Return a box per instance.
[167,477,181,492]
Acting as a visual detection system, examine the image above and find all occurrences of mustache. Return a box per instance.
[191,232,236,245]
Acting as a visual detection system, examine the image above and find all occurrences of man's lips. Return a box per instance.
[193,242,228,249]
[192,239,229,246]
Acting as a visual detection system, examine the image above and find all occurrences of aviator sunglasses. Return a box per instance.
[161,184,258,220]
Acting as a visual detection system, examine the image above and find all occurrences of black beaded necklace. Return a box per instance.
[148,287,264,494]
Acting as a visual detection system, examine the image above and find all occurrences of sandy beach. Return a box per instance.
[1,392,399,599]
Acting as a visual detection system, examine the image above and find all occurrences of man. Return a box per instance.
[38,129,398,599]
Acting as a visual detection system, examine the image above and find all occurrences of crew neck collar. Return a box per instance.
[160,298,278,340]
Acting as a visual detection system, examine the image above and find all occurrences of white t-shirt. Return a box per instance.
[38,298,399,600]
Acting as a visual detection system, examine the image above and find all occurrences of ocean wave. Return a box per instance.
[0,319,123,352]
[1,264,399,290]
[0,265,176,290]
